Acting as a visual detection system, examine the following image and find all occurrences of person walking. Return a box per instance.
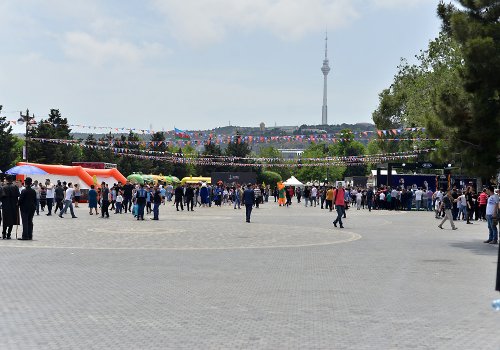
[54,181,64,215]
[243,183,255,223]
[18,177,36,240]
[332,184,345,228]
[59,183,77,219]
[438,189,457,230]
[0,175,19,239]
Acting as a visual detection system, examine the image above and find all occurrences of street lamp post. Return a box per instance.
[18,109,34,163]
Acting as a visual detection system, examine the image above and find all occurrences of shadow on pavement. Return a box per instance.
[449,240,499,256]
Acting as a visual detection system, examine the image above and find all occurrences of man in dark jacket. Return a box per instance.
[152,186,162,220]
[185,184,195,211]
[0,175,19,239]
[122,181,134,213]
[243,183,255,223]
[54,181,64,214]
[174,185,184,211]
[18,177,36,240]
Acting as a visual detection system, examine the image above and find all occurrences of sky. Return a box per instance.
[0,0,442,133]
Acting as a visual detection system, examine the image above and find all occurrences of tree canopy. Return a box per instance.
[372,1,500,179]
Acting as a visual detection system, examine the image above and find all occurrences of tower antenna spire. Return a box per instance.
[321,31,331,125]
[325,31,328,59]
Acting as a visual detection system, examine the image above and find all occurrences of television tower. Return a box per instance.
[321,33,331,125]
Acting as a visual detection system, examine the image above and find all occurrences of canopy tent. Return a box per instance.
[181,176,211,185]
[127,173,144,185]
[283,176,304,187]
[127,173,181,185]
[6,165,47,175]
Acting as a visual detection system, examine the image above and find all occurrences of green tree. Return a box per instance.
[197,142,225,175]
[434,0,500,178]
[257,171,282,186]
[28,109,81,165]
[372,32,465,155]
[117,131,152,176]
[297,143,345,183]
[258,146,291,181]
[82,134,103,162]
[0,105,21,171]
[149,132,172,175]
[225,132,252,158]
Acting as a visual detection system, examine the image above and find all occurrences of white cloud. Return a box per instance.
[151,0,360,46]
[372,0,436,9]
[62,32,166,66]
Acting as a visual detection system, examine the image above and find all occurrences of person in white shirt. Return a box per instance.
[458,192,467,220]
[310,186,318,207]
[59,183,77,218]
[45,180,55,216]
[115,191,124,214]
[356,191,362,210]
[415,188,423,211]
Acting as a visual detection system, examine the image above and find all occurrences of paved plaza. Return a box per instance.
[0,202,498,349]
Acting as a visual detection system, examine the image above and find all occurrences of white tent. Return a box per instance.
[284,176,304,187]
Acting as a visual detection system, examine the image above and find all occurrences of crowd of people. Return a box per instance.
[0,175,499,244]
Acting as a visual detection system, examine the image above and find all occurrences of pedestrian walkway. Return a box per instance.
[0,204,497,349]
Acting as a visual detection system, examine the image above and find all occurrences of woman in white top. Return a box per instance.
[45,180,55,216]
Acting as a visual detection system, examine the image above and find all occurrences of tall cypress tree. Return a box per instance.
[29,109,80,165]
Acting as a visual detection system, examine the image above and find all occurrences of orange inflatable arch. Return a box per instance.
[83,168,127,184]
[19,162,94,187]
[18,163,127,187]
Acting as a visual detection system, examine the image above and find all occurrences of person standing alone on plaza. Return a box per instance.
[332,184,346,228]
[243,183,255,223]
[18,177,36,240]
[438,189,457,230]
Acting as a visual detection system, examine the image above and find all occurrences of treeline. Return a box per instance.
[0,107,372,184]
[372,1,500,179]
